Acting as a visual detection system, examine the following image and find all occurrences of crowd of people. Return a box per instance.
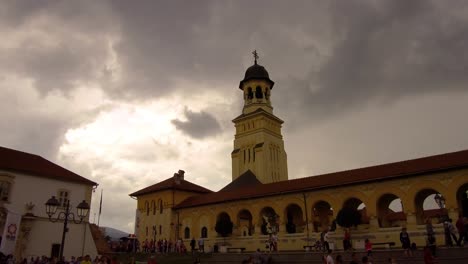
[12,255,118,264]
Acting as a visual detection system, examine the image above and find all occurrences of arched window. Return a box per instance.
[184,227,190,239]
[201,227,208,238]
[159,225,162,235]
[146,226,148,236]
[152,200,156,215]
[255,86,263,99]
[145,201,150,216]
[159,199,163,214]
[247,87,253,99]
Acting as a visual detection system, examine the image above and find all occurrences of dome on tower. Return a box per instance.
[239,63,275,89]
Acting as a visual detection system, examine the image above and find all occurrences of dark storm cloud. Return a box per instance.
[0,1,116,95]
[275,0,468,125]
[172,107,221,139]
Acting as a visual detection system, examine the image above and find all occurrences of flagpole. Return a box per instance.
[98,189,103,227]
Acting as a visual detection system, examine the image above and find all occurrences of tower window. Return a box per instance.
[248,148,251,162]
[244,150,246,164]
[255,86,263,99]
[247,87,253,99]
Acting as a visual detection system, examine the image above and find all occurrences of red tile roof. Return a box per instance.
[219,170,262,192]
[129,176,213,197]
[0,146,97,185]
[175,149,468,209]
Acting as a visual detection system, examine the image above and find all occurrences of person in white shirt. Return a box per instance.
[325,249,334,264]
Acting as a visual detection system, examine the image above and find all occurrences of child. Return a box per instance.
[365,239,372,256]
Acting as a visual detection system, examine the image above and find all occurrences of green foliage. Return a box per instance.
[215,217,233,237]
[336,207,361,228]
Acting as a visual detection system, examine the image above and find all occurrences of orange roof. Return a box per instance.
[0,146,96,185]
[175,149,468,209]
[129,176,213,197]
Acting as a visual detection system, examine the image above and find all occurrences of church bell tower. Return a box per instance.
[231,51,288,184]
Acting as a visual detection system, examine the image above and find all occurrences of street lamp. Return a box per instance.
[434,194,446,209]
[45,196,90,260]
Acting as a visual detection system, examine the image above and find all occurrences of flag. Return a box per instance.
[0,211,22,255]
[99,189,103,216]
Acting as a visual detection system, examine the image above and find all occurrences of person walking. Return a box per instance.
[400,227,412,257]
[447,219,459,246]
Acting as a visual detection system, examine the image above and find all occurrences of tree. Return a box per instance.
[336,207,361,228]
[215,215,233,237]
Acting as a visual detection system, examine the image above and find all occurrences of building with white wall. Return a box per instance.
[0,146,98,260]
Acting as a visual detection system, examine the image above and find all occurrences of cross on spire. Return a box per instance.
[252,50,259,65]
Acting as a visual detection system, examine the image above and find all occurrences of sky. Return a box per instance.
[2,0,468,233]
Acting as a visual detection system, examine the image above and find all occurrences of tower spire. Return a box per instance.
[252,50,259,65]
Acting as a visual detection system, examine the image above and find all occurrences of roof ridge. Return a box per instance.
[0,146,42,158]
[298,148,468,181]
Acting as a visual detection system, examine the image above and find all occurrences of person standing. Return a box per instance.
[425,219,436,256]
[400,227,412,257]
[447,219,459,246]
[456,215,466,246]
[198,237,204,253]
[324,228,331,252]
[343,228,351,251]
[364,239,372,257]
[325,249,334,264]
[190,237,196,253]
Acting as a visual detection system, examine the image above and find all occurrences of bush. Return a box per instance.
[336,207,361,228]
[215,217,233,237]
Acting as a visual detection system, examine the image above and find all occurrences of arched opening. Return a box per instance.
[145,201,150,216]
[201,226,208,238]
[285,204,304,233]
[184,227,190,239]
[255,86,263,99]
[158,199,163,214]
[215,212,233,237]
[247,87,253,99]
[259,207,279,235]
[415,189,448,224]
[237,209,253,236]
[456,183,468,217]
[342,198,368,225]
[377,194,405,227]
[312,201,332,232]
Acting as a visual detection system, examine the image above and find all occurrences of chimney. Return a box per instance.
[178,170,185,180]
[173,172,180,184]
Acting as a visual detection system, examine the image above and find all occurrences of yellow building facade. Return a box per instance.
[130,58,468,252]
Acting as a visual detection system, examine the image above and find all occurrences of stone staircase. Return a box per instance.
[203,247,468,264]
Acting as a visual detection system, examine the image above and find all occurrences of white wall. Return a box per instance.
[0,170,98,259]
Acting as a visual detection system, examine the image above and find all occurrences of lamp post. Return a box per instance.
[45,196,90,260]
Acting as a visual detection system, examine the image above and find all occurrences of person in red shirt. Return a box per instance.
[423,246,436,264]
[364,239,372,257]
